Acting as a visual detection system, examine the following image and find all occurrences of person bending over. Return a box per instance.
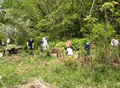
[66,46,73,55]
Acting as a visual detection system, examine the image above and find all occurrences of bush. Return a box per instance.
[64,57,78,70]
[55,41,66,48]
[46,49,51,57]
[23,43,27,50]
[92,23,115,42]
[71,38,91,50]
[34,43,39,50]
[49,40,60,48]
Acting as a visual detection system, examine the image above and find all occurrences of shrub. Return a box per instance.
[55,42,66,48]
[34,43,38,50]
[71,38,91,50]
[78,46,88,58]
[64,57,78,70]
[49,40,60,48]
[23,43,27,50]
[46,49,51,57]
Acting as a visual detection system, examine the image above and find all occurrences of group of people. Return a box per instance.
[27,37,49,52]
[26,35,119,56]
[66,39,91,56]
[26,37,88,56]
[27,37,73,55]
[84,35,120,55]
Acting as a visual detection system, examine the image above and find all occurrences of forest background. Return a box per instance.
[0,0,120,44]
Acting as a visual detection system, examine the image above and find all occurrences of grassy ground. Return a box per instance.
[0,50,120,88]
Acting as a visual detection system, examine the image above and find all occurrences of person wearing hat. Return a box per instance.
[85,42,90,55]
[111,36,119,47]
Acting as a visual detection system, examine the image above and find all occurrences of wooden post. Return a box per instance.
[78,53,80,58]
[57,52,59,58]
[6,48,7,58]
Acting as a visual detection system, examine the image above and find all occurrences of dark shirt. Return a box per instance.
[28,40,34,46]
[85,44,90,50]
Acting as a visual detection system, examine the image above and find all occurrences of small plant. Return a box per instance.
[46,49,51,57]
[64,57,78,70]
[55,42,66,58]
[78,45,87,58]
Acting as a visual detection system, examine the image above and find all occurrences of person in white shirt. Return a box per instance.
[111,36,119,47]
[42,40,49,52]
[41,37,48,52]
[66,46,73,55]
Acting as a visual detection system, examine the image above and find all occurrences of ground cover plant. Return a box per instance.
[0,46,120,88]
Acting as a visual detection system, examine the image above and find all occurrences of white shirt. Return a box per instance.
[111,39,119,46]
[66,48,73,55]
[43,42,49,51]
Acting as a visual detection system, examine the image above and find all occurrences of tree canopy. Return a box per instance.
[0,0,120,44]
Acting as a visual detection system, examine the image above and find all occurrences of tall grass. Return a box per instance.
[0,49,120,88]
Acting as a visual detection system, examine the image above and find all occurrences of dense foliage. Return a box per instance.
[0,0,120,44]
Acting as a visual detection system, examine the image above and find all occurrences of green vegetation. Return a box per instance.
[0,50,120,88]
[0,0,120,88]
[0,0,120,44]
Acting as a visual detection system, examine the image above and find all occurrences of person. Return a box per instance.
[41,37,47,52]
[42,37,47,44]
[111,36,119,47]
[66,46,73,55]
[67,39,71,47]
[85,42,90,55]
[27,37,34,50]
[42,40,49,52]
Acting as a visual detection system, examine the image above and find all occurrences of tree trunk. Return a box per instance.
[58,28,61,40]
[78,0,83,38]
[80,0,87,15]
[57,20,61,40]
[72,0,74,37]
[115,0,118,33]
[102,0,108,27]
[63,23,66,39]
[77,18,83,38]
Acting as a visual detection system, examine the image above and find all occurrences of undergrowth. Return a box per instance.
[0,49,120,88]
